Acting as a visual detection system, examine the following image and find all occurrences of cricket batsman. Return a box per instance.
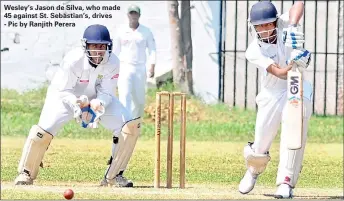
[238,1,312,198]
[14,24,141,188]
[113,4,156,119]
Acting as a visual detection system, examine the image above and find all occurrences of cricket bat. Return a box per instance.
[285,63,303,150]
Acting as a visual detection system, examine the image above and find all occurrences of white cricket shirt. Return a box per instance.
[245,12,312,100]
[113,24,156,66]
[47,47,120,107]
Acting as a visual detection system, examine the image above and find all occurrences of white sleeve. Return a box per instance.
[96,66,119,108]
[113,31,121,56]
[147,30,156,65]
[245,40,275,76]
[50,59,78,104]
[278,12,302,29]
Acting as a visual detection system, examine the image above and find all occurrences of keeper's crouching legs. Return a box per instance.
[14,125,53,185]
[100,117,141,187]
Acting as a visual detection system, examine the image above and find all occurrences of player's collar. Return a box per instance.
[128,23,141,32]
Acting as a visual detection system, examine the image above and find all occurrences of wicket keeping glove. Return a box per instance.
[76,95,91,124]
[81,99,105,128]
[62,95,89,123]
[287,48,311,69]
[283,25,305,49]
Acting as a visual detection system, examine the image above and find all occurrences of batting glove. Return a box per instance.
[283,25,305,49]
[287,48,311,69]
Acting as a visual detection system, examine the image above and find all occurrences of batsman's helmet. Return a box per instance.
[249,1,278,25]
[248,1,278,44]
[81,24,113,65]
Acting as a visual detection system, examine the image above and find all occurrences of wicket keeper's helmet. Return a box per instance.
[82,24,113,65]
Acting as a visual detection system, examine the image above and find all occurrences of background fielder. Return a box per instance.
[114,4,157,119]
[14,24,141,188]
[238,1,312,199]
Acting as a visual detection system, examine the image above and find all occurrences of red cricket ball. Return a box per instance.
[63,189,74,200]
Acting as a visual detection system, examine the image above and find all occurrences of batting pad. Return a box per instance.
[17,125,53,179]
[276,148,305,187]
[244,143,271,175]
[105,117,142,181]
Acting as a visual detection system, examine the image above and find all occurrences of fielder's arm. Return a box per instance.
[147,30,156,77]
[147,30,156,65]
[112,32,122,56]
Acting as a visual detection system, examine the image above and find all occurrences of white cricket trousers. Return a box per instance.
[117,63,147,119]
[38,95,132,137]
[252,87,313,188]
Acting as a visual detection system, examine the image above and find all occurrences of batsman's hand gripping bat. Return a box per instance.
[285,62,303,150]
[283,25,305,49]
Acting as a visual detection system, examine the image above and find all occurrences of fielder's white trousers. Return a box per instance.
[38,95,132,137]
[252,86,312,187]
[117,63,147,119]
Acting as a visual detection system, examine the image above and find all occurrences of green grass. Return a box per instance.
[1,82,343,199]
[2,138,342,187]
[2,185,342,200]
[1,83,343,143]
[1,138,343,199]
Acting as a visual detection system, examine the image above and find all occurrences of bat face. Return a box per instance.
[288,75,302,108]
[285,68,303,150]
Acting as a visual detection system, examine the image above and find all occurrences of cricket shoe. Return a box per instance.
[274,184,293,199]
[14,172,33,185]
[100,174,134,187]
[238,170,258,194]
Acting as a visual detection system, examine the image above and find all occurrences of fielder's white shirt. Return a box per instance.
[113,24,156,66]
[245,12,312,100]
[47,47,120,107]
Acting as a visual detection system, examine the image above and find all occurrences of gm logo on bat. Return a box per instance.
[289,76,301,107]
[289,76,300,95]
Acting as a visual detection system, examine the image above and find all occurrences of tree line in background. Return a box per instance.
[168,0,194,95]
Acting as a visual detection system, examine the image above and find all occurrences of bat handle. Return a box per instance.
[292,62,298,72]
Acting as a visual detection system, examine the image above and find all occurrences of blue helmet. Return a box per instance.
[249,1,278,43]
[82,24,113,65]
[249,1,278,25]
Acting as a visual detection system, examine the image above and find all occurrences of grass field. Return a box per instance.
[1,83,343,199]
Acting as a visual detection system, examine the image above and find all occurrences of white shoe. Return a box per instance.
[14,172,33,185]
[100,175,133,187]
[238,170,258,194]
[115,175,133,187]
[274,184,293,199]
